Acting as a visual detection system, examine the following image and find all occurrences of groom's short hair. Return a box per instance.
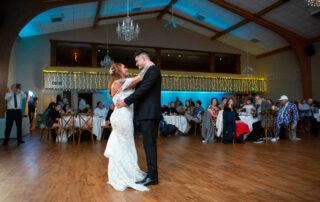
[134,50,150,59]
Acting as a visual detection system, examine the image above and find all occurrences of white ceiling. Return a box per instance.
[19,0,320,56]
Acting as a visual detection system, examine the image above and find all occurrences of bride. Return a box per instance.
[104,63,149,191]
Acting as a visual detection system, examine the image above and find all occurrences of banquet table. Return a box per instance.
[0,117,30,139]
[58,115,106,142]
[163,115,188,133]
[239,115,259,132]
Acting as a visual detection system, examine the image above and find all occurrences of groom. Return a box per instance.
[116,50,162,186]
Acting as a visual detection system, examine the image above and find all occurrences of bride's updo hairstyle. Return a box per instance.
[108,63,123,97]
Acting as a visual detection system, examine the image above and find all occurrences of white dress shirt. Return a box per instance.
[94,107,108,119]
[5,91,26,110]
[280,103,289,119]
[243,105,255,113]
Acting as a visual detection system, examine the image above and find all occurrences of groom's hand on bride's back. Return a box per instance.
[116,99,127,108]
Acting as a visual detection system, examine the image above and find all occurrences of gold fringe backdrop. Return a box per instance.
[43,70,266,93]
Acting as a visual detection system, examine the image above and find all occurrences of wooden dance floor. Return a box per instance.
[1,133,320,201]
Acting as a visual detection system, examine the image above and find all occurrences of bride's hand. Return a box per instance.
[116,99,127,108]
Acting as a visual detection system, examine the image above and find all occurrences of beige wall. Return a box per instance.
[256,50,303,102]
[8,38,20,90]
[311,42,320,101]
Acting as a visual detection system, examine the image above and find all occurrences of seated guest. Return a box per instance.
[241,99,255,115]
[307,98,319,135]
[78,97,86,113]
[161,104,169,115]
[189,98,195,107]
[299,99,310,117]
[219,97,227,110]
[94,101,108,119]
[207,98,220,124]
[56,94,64,109]
[184,100,195,133]
[202,98,220,143]
[46,103,62,139]
[273,95,299,142]
[249,95,271,143]
[222,98,238,144]
[105,103,114,126]
[176,103,184,115]
[169,102,178,115]
[194,100,205,121]
[44,102,56,120]
[307,98,318,114]
[174,97,182,109]
[275,102,281,111]
[267,99,275,110]
[63,104,73,114]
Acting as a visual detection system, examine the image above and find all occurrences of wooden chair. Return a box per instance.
[78,113,94,144]
[264,110,277,142]
[40,116,57,143]
[193,111,204,136]
[101,125,112,141]
[298,110,311,135]
[60,113,75,144]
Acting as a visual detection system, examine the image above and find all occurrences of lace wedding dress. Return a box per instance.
[104,78,149,191]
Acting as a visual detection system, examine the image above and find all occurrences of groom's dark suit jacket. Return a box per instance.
[124,65,162,121]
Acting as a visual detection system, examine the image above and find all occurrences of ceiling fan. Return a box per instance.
[164,5,183,28]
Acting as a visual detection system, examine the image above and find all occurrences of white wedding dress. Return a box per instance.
[104,78,149,191]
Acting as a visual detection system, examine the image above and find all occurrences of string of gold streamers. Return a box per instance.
[42,70,266,93]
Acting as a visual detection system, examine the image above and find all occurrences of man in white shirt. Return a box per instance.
[3,84,26,145]
[79,97,86,113]
[93,101,108,120]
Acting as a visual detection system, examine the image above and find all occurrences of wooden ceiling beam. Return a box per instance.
[211,0,290,40]
[208,0,307,43]
[169,12,221,33]
[256,45,291,59]
[157,0,178,20]
[93,0,103,29]
[211,19,249,40]
[98,10,162,21]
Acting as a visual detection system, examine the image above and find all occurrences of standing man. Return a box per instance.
[273,95,299,142]
[116,50,162,186]
[3,84,26,145]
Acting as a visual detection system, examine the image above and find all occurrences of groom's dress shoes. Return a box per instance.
[136,177,158,186]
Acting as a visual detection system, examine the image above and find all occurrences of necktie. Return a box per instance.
[14,93,17,108]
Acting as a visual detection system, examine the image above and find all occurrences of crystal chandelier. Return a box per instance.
[100,52,114,69]
[116,0,140,42]
[306,0,320,7]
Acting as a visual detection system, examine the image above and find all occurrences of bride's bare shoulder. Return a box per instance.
[111,79,126,97]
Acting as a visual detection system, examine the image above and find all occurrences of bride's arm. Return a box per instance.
[125,75,143,89]
[124,67,149,90]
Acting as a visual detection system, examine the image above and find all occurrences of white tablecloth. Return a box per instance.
[239,115,259,132]
[164,115,188,133]
[314,113,320,122]
[58,116,106,142]
[0,117,30,139]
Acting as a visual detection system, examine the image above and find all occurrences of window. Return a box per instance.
[52,40,241,74]
[214,54,239,74]
[97,45,156,68]
[161,49,210,72]
[56,42,92,67]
